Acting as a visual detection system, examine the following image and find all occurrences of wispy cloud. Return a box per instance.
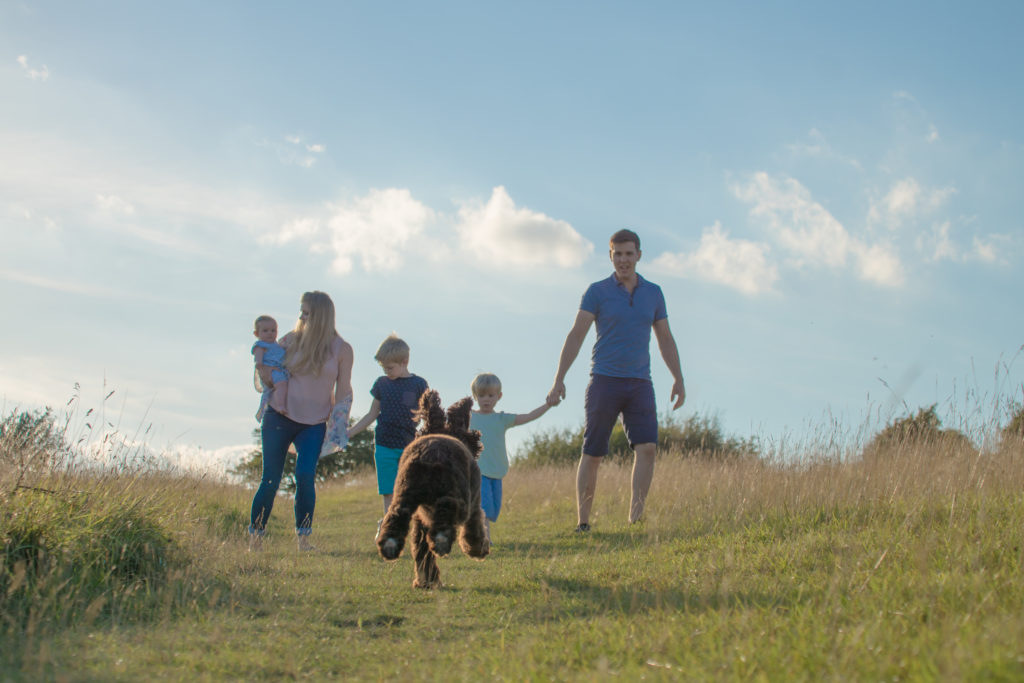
[870,177,956,229]
[733,172,904,287]
[16,55,49,81]
[455,186,592,269]
[0,268,125,297]
[916,222,1010,264]
[649,222,778,296]
[95,193,135,215]
[786,128,862,170]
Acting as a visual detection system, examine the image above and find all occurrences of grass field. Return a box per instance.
[2,436,1023,681]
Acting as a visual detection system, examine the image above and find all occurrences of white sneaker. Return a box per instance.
[297,535,316,552]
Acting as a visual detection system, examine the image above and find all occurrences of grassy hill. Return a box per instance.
[2,431,1023,680]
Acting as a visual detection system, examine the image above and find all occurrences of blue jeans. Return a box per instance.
[249,408,326,536]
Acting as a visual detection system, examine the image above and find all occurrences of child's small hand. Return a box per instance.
[546,393,561,407]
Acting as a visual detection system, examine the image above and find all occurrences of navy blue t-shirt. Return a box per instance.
[370,374,429,449]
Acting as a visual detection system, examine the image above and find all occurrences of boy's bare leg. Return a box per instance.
[576,454,601,526]
[629,443,656,523]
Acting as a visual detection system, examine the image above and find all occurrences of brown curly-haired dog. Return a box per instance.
[377,390,489,588]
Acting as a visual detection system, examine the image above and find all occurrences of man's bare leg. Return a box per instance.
[576,454,602,526]
[629,443,656,523]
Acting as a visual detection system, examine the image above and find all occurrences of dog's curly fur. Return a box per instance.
[376,390,489,588]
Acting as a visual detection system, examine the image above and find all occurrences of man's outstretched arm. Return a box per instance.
[653,317,685,409]
[548,310,595,404]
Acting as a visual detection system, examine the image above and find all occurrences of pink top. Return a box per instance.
[284,335,346,425]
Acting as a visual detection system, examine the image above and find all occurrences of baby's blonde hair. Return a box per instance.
[253,315,276,331]
[471,373,502,397]
[374,334,410,365]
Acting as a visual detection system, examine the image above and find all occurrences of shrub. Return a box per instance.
[515,412,759,468]
[863,404,977,460]
[0,408,67,473]
[230,422,376,491]
[1000,403,1024,451]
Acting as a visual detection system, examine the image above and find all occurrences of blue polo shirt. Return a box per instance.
[580,273,667,380]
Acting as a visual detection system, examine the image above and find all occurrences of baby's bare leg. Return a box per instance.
[269,379,288,414]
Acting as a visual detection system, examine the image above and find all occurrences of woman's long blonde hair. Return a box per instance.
[285,291,338,377]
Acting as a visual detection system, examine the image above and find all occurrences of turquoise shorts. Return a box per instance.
[374,444,404,495]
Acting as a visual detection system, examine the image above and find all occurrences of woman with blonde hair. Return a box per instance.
[250,291,353,551]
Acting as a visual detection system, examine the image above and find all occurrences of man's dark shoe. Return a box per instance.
[574,523,591,533]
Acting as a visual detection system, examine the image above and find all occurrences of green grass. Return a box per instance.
[3,445,1024,681]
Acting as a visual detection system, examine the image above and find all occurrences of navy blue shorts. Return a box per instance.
[583,374,657,457]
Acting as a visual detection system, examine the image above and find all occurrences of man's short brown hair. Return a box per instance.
[609,229,640,250]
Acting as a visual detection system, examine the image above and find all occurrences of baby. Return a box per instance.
[252,315,289,421]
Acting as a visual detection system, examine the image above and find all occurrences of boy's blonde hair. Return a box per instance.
[254,314,276,331]
[375,334,410,365]
[471,373,502,397]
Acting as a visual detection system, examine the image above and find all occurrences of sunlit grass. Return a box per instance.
[2,402,1023,680]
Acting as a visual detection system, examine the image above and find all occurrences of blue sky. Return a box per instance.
[2,1,1022,472]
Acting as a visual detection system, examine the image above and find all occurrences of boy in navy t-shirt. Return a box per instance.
[349,334,429,536]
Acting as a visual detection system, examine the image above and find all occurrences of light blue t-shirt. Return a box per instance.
[580,273,668,380]
[470,411,517,479]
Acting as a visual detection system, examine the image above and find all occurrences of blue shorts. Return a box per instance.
[374,444,404,495]
[583,374,657,457]
[480,476,503,522]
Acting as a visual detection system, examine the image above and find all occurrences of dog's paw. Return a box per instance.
[431,531,452,556]
[413,578,442,590]
[468,538,489,559]
[379,537,401,560]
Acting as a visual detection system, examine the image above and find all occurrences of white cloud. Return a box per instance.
[852,242,904,287]
[268,188,435,274]
[17,55,49,81]
[927,124,940,143]
[733,172,851,268]
[649,222,778,296]
[306,143,325,153]
[869,177,957,230]
[733,172,904,287]
[455,186,592,268]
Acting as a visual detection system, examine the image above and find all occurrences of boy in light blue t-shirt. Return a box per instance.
[469,372,559,543]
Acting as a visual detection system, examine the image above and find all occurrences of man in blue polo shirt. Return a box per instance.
[548,229,685,532]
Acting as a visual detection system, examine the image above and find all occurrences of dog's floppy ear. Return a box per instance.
[415,389,446,437]
[446,397,482,458]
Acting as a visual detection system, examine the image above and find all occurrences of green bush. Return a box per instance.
[0,408,67,472]
[515,412,759,468]
[230,422,376,491]
[863,404,977,459]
